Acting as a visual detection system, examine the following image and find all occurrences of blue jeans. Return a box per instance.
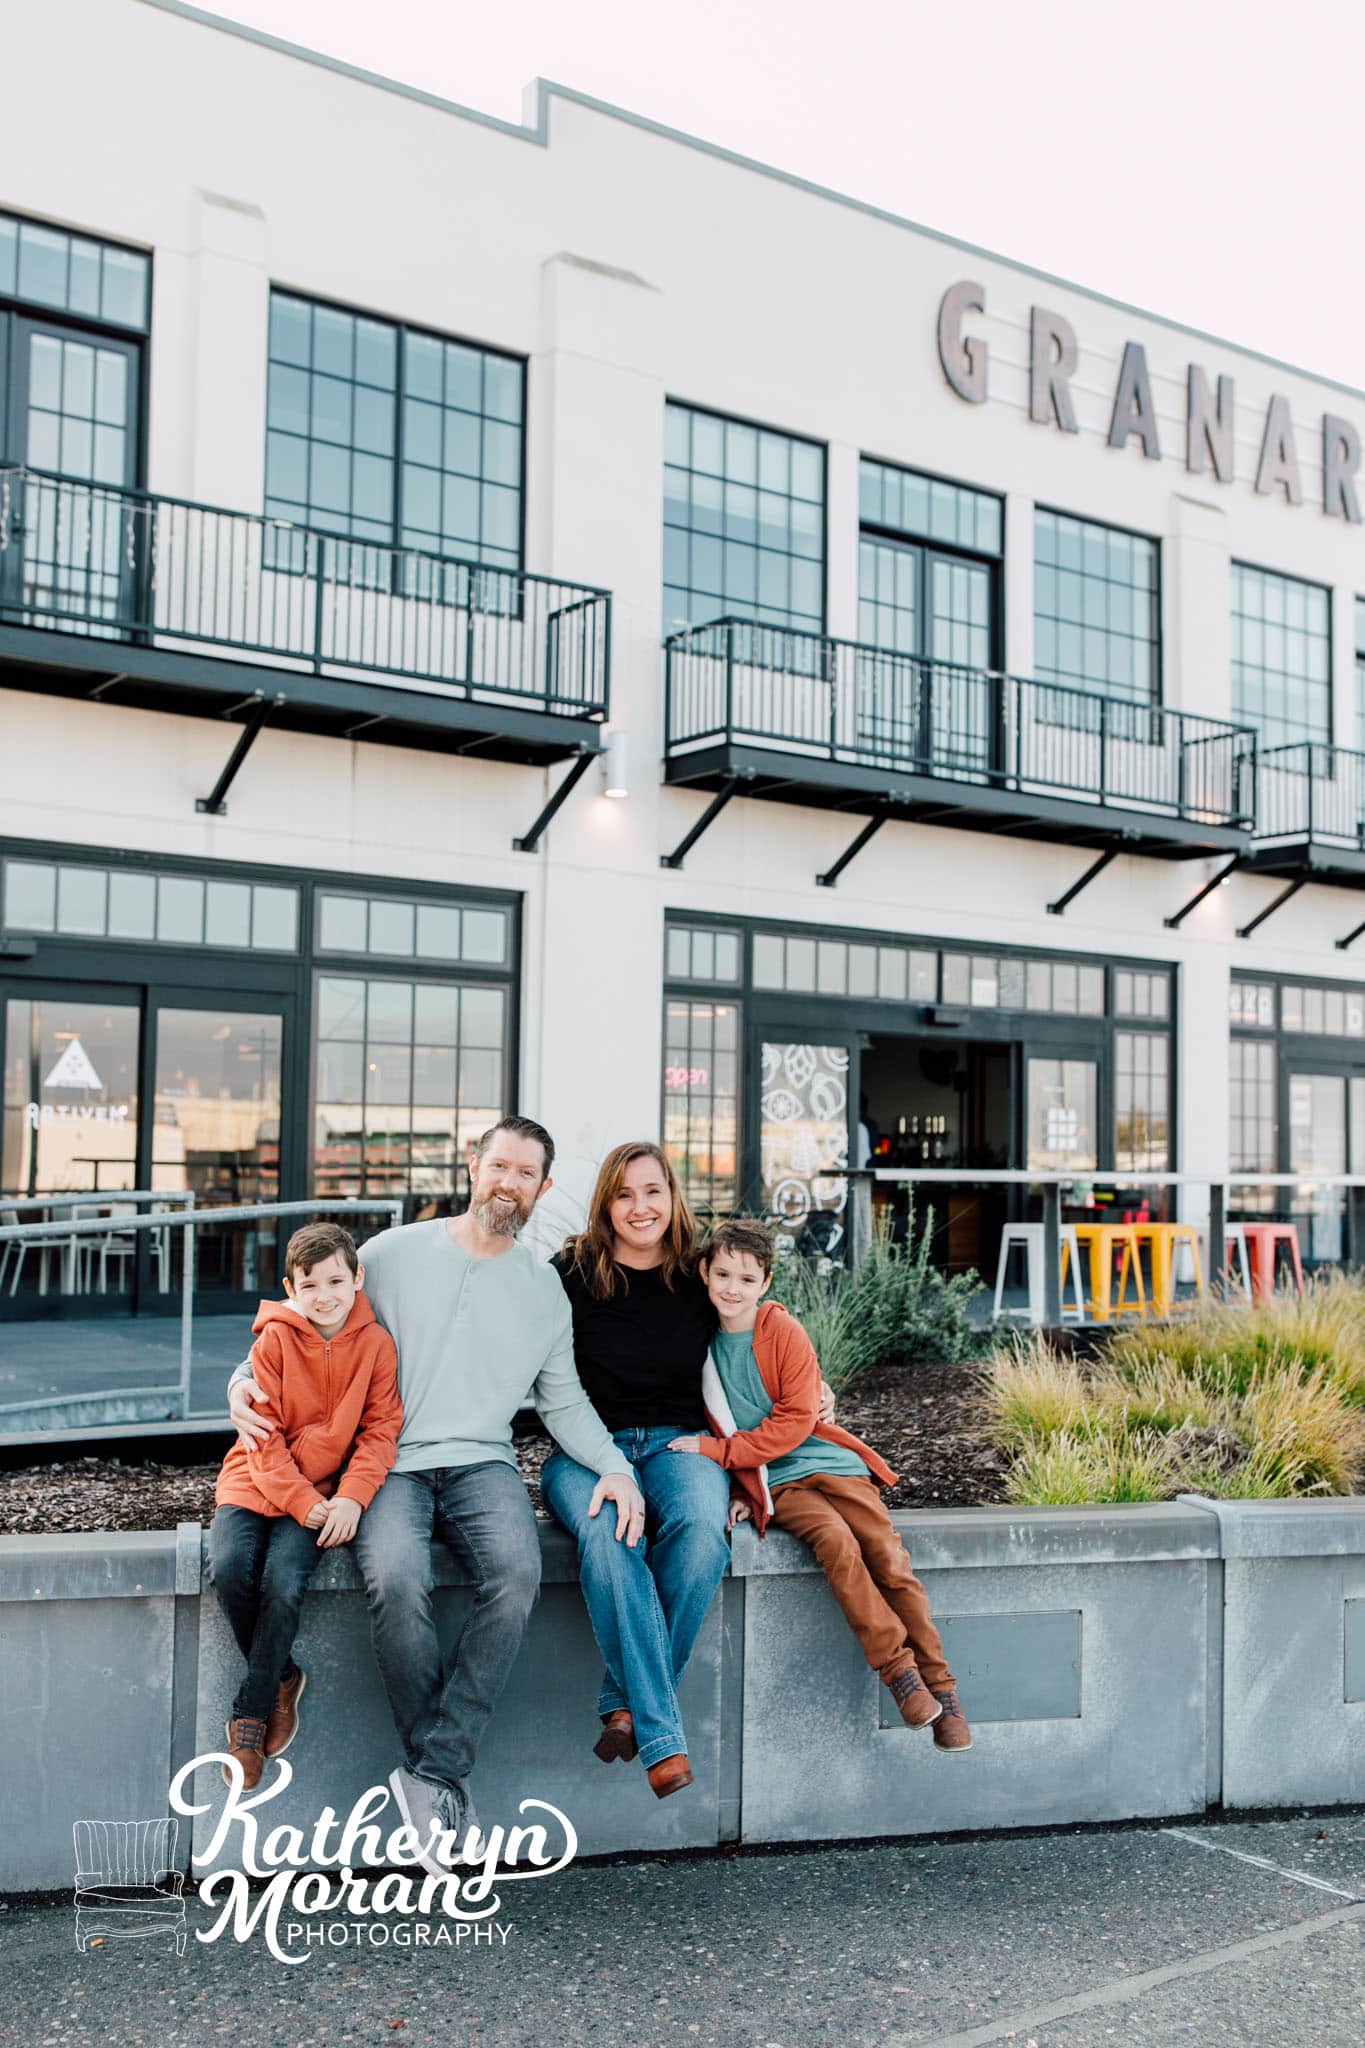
[540,1428,731,1768]
[351,1462,542,1791]
[208,1505,324,1721]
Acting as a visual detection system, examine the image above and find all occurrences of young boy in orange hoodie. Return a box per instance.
[670,1218,970,1750]
[209,1221,402,1787]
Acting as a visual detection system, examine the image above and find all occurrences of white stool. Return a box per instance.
[992,1222,1087,1325]
[1222,1223,1253,1301]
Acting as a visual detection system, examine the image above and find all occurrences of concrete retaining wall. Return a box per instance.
[2,1497,1361,1891]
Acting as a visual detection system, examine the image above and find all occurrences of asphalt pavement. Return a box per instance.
[4,1810,1364,2048]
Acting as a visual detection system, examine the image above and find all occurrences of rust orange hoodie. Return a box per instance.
[215,1292,402,1524]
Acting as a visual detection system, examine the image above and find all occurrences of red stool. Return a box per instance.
[1238,1223,1305,1304]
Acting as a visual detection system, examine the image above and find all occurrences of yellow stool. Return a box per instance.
[1129,1222,1206,1317]
[1069,1222,1149,1321]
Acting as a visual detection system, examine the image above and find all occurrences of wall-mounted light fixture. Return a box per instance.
[601,731,628,800]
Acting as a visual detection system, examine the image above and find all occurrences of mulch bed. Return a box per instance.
[0,1357,1001,1536]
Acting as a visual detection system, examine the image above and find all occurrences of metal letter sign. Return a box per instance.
[937,281,988,403]
[938,281,1364,522]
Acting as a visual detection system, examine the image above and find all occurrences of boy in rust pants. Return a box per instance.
[669,1218,970,1750]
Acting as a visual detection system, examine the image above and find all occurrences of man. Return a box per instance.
[227,1115,644,1866]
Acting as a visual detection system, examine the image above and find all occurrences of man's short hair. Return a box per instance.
[474,1115,556,1179]
[704,1217,776,1278]
[285,1221,360,1285]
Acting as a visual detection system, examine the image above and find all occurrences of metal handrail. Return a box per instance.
[664,616,1256,829]
[0,1197,402,1422]
[0,1189,196,1213]
[1255,740,1365,848]
[0,465,610,718]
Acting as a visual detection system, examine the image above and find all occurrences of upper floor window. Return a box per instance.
[0,212,149,332]
[1034,510,1160,706]
[663,401,824,635]
[857,459,1001,670]
[1231,562,1330,750]
[264,292,524,568]
[1355,596,1365,754]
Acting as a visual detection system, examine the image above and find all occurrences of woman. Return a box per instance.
[543,1139,832,1801]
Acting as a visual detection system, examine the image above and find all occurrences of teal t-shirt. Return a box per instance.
[711,1329,868,1489]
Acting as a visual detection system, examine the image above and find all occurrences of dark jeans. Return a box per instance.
[208,1505,325,1721]
[351,1461,541,1792]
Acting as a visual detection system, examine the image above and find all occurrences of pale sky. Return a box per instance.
[210,0,1362,393]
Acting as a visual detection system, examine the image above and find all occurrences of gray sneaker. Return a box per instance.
[388,1766,464,1881]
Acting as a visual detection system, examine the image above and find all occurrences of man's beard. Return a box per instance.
[470,1192,529,1238]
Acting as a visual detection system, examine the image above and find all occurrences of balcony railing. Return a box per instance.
[0,467,610,720]
[1255,742,1365,852]
[665,619,1256,831]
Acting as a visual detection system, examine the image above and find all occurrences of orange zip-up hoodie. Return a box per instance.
[696,1299,897,1534]
[215,1292,402,1525]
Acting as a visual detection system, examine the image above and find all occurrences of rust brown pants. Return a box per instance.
[770,1473,954,1692]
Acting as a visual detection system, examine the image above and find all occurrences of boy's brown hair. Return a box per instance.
[284,1221,360,1286]
[704,1216,776,1278]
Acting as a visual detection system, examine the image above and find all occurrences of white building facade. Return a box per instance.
[4,0,1365,1300]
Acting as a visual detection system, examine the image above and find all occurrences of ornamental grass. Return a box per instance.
[984,1274,1365,1504]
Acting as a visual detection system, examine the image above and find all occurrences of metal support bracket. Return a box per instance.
[1047,846,1118,916]
[817,812,887,888]
[1336,916,1365,952]
[195,693,283,815]
[1163,855,1240,930]
[660,775,742,870]
[1236,875,1305,940]
[512,749,595,853]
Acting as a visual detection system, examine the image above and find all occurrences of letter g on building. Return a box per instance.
[938,281,988,403]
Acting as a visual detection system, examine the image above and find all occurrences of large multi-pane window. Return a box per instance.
[313,973,507,1201]
[857,460,1000,668]
[0,211,148,333]
[1230,562,1331,749]
[1229,1039,1276,1175]
[662,998,739,1214]
[662,402,824,634]
[1033,510,1160,705]
[1115,1030,1170,1172]
[265,292,524,568]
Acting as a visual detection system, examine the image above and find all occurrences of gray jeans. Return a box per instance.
[352,1461,541,1790]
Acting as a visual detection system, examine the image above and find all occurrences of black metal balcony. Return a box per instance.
[664,620,1255,856]
[0,468,609,761]
[1249,742,1365,884]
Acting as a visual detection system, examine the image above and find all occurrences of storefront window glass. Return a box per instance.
[313,973,506,1202]
[1027,1057,1098,1172]
[1,857,299,952]
[662,1000,739,1215]
[315,890,509,968]
[3,997,140,1195]
[1115,1030,1170,1172]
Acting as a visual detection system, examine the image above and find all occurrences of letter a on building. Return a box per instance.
[43,1038,104,1091]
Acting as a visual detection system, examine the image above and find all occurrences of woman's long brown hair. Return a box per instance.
[564,1141,700,1300]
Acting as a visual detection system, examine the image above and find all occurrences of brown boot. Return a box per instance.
[223,1715,267,1789]
[265,1666,307,1758]
[593,1709,638,1763]
[645,1753,694,1799]
[887,1663,942,1729]
[931,1690,973,1752]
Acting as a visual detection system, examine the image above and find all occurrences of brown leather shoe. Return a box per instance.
[261,1662,304,1761]
[931,1690,973,1751]
[646,1753,694,1799]
[223,1715,267,1788]
[593,1709,638,1763]
[887,1663,942,1729]
[265,1666,307,1758]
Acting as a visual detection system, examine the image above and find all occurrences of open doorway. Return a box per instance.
[860,1034,1012,1274]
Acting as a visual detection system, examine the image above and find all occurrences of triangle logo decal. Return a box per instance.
[43,1037,105,1091]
